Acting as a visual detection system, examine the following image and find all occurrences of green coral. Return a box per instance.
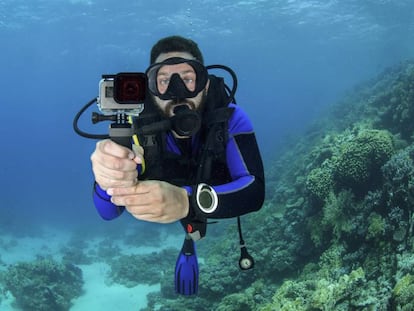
[305,167,333,203]
[308,190,356,245]
[333,129,394,195]
[108,248,176,287]
[259,245,368,310]
[3,259,83,311]
[366,212,386,240]
[304,128,395,206]
[214,280,267,310]
[322,191,356,239]
[216,292,255,311]
[375,62,414,140]
[312,268,366,310]
[392,274,414,310]
[262,279,310,311]
[260,267,367,311]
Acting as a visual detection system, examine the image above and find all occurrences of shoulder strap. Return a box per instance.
[205,74,232,111]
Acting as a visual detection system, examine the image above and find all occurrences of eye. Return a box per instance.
[158,78,170,86]
[183,78,194,84]
[181,73,196,90]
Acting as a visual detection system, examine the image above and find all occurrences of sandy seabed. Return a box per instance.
[0,225,181,310]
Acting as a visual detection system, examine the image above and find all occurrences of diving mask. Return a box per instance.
[146,57,208,100]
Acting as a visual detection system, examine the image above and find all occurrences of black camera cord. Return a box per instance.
[73,97,110,140]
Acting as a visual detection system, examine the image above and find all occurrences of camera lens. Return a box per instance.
[114,73,147,104]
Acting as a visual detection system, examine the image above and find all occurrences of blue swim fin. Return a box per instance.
[175,235,199,295]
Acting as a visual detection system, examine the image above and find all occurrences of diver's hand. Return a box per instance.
[107,180,189,224]
[90,139,143,190]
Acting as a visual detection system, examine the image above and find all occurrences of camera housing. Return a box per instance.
[98,72,147,116]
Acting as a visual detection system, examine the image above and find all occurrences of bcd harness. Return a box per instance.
[133,74,235,240]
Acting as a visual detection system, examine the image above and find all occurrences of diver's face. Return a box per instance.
[152,52,209,118]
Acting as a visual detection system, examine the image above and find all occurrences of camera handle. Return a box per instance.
[109,113,134,149]
[110,124,133,149]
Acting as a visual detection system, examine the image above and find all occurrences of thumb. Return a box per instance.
[131,144,144,164]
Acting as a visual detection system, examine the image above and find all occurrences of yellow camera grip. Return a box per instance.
[128,115,146,175]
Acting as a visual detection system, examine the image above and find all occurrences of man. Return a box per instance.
[90,36,265,294]
[91,35,264,225]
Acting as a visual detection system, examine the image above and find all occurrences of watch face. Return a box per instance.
[199,190,213,208]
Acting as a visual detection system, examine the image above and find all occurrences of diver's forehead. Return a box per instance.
[155,51,196,63]
[157,63,195,76]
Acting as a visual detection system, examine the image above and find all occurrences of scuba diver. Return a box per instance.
[89,35,265,295]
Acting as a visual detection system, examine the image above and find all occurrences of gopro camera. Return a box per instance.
[98,72,147,116]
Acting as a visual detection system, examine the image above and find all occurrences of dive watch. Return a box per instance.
[195,183,218,214]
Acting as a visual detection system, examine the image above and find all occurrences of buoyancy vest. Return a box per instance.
[134,74,235,187]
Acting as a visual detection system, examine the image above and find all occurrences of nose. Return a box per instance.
[163,74,190,100]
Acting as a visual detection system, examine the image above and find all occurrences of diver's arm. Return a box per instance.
[210,129,265,218]
[93,182,125,220]
[187,104,265,218]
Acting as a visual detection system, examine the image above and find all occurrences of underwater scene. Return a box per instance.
[1,0,414,310]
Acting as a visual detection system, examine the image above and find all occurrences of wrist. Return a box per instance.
[180,183,217,241]
[183,184,219,217]
[181,187,191,219]
[94,182,111,201]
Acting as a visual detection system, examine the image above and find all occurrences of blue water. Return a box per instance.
[0,0,414,306]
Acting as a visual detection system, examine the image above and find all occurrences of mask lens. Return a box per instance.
[146,58,208,100]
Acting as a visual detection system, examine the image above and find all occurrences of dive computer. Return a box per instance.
[195,183,218,214]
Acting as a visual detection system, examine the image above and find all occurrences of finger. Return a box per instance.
[131,213,173,224]
[93,161,138,181]
[128,211,162,223]
[132,144,144,156]
[111,194,150,209]
[124,204,166,222]
[132,144,144,165]
[95,173,137,190]
[98,139,135,159]
[107,185,146,196]
[128,209,177,224]
[92,145,138,173]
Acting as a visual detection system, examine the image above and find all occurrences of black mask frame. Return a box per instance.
[146,57,209,100]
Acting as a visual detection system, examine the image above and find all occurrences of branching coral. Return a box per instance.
[375,63,414,141]
[381,145,414,245]
[392,274,414,311]
[366,212,387,240]
[2,259,83,311]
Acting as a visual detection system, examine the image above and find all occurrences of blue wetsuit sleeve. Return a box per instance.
[194,104,265,218]
[93,182,125,220]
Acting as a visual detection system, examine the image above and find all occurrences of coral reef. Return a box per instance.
[256,60,414,310]
[392,274,414,310]
[135,60,414,310]
[305,127,395,200]
[2,259,83,311]
[108,248,177,287]
[259,267,368,311]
